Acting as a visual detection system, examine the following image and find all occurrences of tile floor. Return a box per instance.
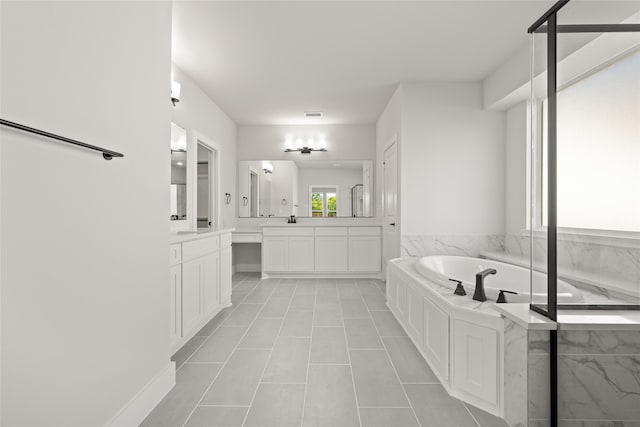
[141,273,508,427]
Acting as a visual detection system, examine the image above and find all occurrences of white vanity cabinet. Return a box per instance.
[315,228,348,272]
[348,227,381,272]
[169,231,233,353]
[261,226,382,276]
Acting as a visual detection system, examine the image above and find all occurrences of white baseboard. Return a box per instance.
[105,361,176,427]
[236,263,261,273]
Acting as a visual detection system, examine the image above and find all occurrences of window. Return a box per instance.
[310,186,337,217]
[538,50,640,233]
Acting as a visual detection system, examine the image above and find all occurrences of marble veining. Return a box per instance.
[558,330,640,355]
[401,234,504,258]
[528,353,551,421]
[558,355,640,420]
[504,319,528,427]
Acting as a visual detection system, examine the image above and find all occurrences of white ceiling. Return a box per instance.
[171,1,634,125]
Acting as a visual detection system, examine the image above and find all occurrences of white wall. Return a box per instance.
[401,82,506,236]
[1,2,172,426]
[298,168,363,217]
[172,65,237,229]
[505,101,528,235]
[237,124,375,161]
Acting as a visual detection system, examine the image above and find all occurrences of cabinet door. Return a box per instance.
[348,236,381,272]
[263,236,288,272]
[315,236,348,272]
[182,258,203,335]
[406,284,423,346]
[220,247,232,304]
[169,264,182,347]
[453,319,498,406]
[202,252,220,315]
[423,297,450,380]
[288,236,314,272]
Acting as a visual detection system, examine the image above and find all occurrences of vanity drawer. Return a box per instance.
[182,236,219,260]
[315,227,347,236]
[348,227,381,236]
[263,227,314,237]
[169,244,182,265]
[220,233,232,248]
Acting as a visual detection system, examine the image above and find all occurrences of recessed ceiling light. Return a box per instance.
[332,163,341,167]
[177,162,184,166]
[304,111,323,118]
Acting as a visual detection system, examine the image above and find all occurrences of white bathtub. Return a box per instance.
[415,256,584,304]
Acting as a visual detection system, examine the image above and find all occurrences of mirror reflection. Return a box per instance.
[238,160,373,218]
[170,123,187,221]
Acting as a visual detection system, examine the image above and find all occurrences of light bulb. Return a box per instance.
[307,139,315,149]
[318,139,327,150]
[285,138,293,150]
[296,138,303,149]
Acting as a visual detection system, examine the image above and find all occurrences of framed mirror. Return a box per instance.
[170,123,187,223]
[238,160,373,218]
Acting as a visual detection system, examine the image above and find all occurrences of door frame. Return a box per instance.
[382,134,399,272]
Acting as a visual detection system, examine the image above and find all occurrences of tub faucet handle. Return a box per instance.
[496,289,518,304]
[449,279,466,296]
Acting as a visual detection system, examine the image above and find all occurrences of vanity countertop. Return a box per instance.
[170,228,235,244]
[260,221,382,228]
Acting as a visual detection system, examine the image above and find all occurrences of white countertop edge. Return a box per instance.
[170,228,235,244]
[260,223,382,227]
[494,304,557,331]
[557,311,640,331]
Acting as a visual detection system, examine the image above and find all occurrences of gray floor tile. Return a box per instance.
[405,383,478,427]
[141,363,222,427]
[280,310,313,337]
[303,364,359,427]
[383,336,438,383]
[350,349,409,407]
[238,317,283,349]
[196,307,234,336]
[294,281,317,295]
[363,294,388,310]
[344,318,383,349]
[262,337,310,383]
[317,279,337,287]
[310,327,349,364]
[201,349,270,406]
[465,403,509,427]
[314,304,343,326]
[338,284,362,300]
[259,297,291,318]
[172,335,207,369]
[189,326,248,363]
[231,291,249,304]
[244,384,305,427]
[290,293,315,310]
[184,406,248,427]
[359,408,419,427]
[243,286,274,303]
[271,282,297,297]
[223,304,261,327]
[357,281,383,295]
[316,287,340,304]
[340,298,369,318]
[370,310,407,337]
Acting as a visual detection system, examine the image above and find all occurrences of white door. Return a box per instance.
[182,258,203,335]
[348,236,381,272]
[383,139,399,273]
[202,252,219,314]
[169,264,182,347]
[220,246,232,304]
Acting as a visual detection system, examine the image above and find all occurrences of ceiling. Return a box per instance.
[171,1,634,125]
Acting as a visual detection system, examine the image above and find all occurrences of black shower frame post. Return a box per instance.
[527,1,640,426]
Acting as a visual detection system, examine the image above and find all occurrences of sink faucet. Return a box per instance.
[473,268,497,302]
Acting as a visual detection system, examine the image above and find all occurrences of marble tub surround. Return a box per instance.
[503,233,640,300]
[401,234,504,258]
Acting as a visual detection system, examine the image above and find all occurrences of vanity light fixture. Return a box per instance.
[284,136,327,154]
[262,162,273,174]
[171,74,181,107]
